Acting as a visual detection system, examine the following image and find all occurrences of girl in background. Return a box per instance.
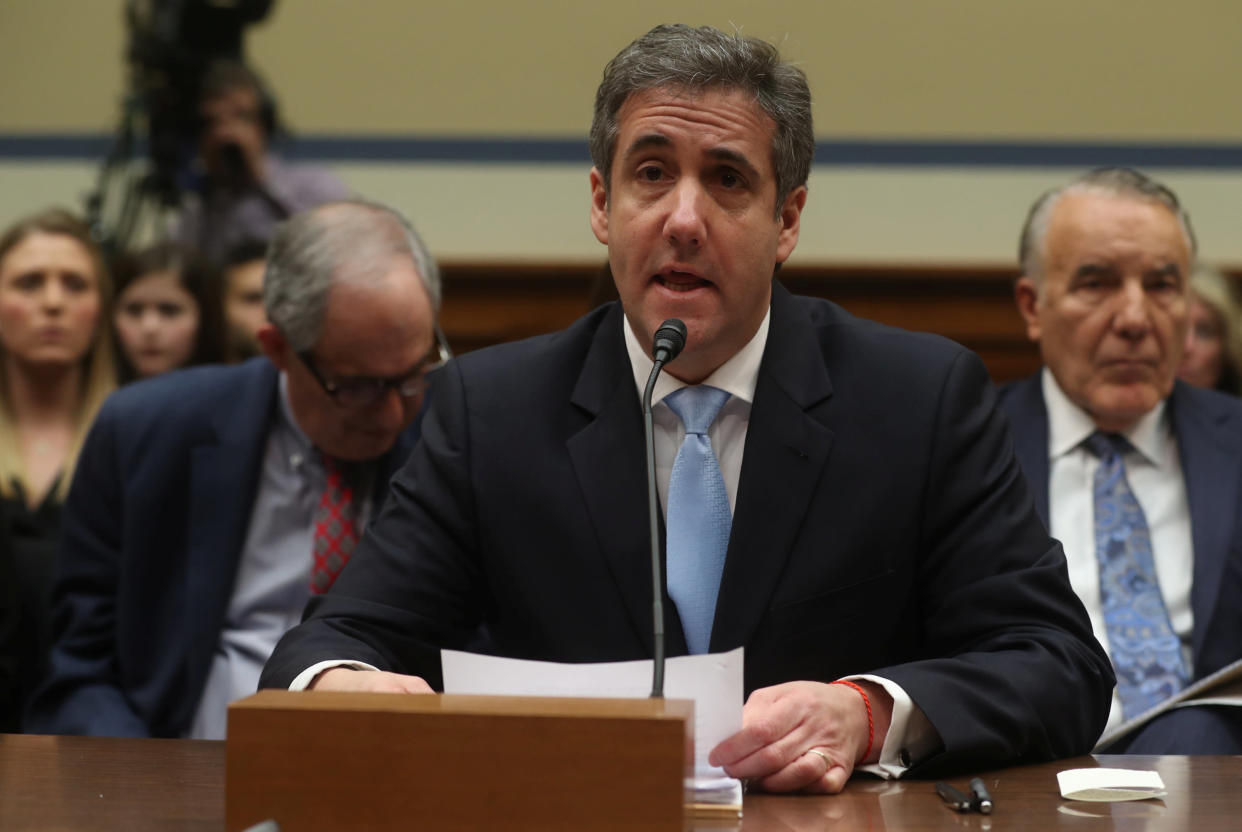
[112,242,224,382]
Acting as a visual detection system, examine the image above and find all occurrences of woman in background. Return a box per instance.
[112,242,225,382]
[0,208,116,729]
[1178,265,1242,396]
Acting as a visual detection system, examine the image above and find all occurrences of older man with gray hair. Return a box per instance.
[1001,167,1242,753]
[27,200,445,739]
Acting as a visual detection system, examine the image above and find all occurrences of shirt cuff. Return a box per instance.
[288,660,381,691]
[845,673,940,780]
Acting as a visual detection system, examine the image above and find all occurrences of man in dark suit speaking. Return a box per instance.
[261,25,1112,789]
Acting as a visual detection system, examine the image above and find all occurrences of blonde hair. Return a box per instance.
[0,208,117,502]
[1188,265,1242,396]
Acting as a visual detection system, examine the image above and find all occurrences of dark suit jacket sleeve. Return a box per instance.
[261,359,483,690]
[877,350,1113,771]
[24,402,150,736]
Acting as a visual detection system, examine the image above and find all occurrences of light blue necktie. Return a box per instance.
[1087,431,1190,719]
[664,385,732,655]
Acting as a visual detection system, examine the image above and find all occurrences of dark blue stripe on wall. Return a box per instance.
[0,135,115,159]
[287,137,593,163]
[2,133,1242,168]
[814,140,1242,168]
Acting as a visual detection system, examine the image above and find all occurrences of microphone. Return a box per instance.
[642,318,687,697]
[651,319,687,364]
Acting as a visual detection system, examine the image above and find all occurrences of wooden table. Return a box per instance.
[0,734,1237,830]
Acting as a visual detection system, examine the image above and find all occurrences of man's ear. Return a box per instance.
[775,185,808,264]
[1014,276,1043,342]
[589,167,609,245]
[256,324,291,370]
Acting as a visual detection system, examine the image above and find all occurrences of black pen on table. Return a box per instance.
[935,781,972,812]
[969,777,994,814]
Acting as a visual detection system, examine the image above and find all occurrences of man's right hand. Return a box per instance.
[309,667,434,693]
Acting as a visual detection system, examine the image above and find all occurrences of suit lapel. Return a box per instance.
[1171,383,1241,665]
[710,285,835,652]
[1007,373,1051,527]
[181,363,279,718]
[566,305,682,655]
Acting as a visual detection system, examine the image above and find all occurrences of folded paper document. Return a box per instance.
[1058,768,1166,802]
[441,646,745,809]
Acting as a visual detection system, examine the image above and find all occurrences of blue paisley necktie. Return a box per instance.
[1086,431,1189,719]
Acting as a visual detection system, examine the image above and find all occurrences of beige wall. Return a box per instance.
[6,1,1241,138]
[1,1,1239,264]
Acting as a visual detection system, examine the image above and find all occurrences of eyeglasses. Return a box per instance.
[296,325,452,408]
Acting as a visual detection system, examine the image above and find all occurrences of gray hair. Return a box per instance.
[1018,167,1197,282]
[263,200,441,353]
[589,24,814,212]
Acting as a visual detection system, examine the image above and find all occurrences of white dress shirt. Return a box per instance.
[1042,369,1195,735]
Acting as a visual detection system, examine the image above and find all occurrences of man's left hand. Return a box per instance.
[708,680,893,793]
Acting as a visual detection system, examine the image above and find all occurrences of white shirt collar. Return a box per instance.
[623,309,770,405]
[1041,367,1170,467]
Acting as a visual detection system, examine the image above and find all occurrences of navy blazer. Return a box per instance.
[999,373,1242,683]
[263,285,1112,773]
[26,359,421,737]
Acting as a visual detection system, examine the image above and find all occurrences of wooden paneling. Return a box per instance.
[439,262,1041,382]
[439,262,1242,384]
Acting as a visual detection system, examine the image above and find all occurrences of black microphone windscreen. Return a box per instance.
[652,318,687,362]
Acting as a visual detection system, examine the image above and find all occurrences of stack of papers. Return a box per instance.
[441,646,745,812]
[689,776,744,817]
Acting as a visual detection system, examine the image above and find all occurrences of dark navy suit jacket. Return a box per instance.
[262,285,1113,774]
[998,373,1242,685]
[26,359,420,737]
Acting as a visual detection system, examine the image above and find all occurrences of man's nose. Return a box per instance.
[1113,280,1152,340]
[369,387,408,434]
[663,180,707,250]
[203,119,236,144]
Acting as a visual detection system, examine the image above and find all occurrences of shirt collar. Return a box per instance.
[277,371,315,452]
[1041,367,1170,467]
[624,308,770,406]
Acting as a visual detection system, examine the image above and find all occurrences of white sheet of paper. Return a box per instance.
[441,646,744,778]
[1057,767,1167,802]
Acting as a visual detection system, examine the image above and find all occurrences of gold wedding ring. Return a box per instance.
[805,748,833,770]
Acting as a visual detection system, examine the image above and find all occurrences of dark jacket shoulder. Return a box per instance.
[95,359,277,436]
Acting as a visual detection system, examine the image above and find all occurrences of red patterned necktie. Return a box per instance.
[310,455,358,593]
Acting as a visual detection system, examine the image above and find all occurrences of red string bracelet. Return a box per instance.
[831,680,874,764]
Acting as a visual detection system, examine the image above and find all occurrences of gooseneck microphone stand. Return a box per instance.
[643,318,687,698]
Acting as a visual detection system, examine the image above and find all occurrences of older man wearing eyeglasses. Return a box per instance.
[26,200,445,739]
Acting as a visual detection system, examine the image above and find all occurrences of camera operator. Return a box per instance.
[176,59,350,267]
